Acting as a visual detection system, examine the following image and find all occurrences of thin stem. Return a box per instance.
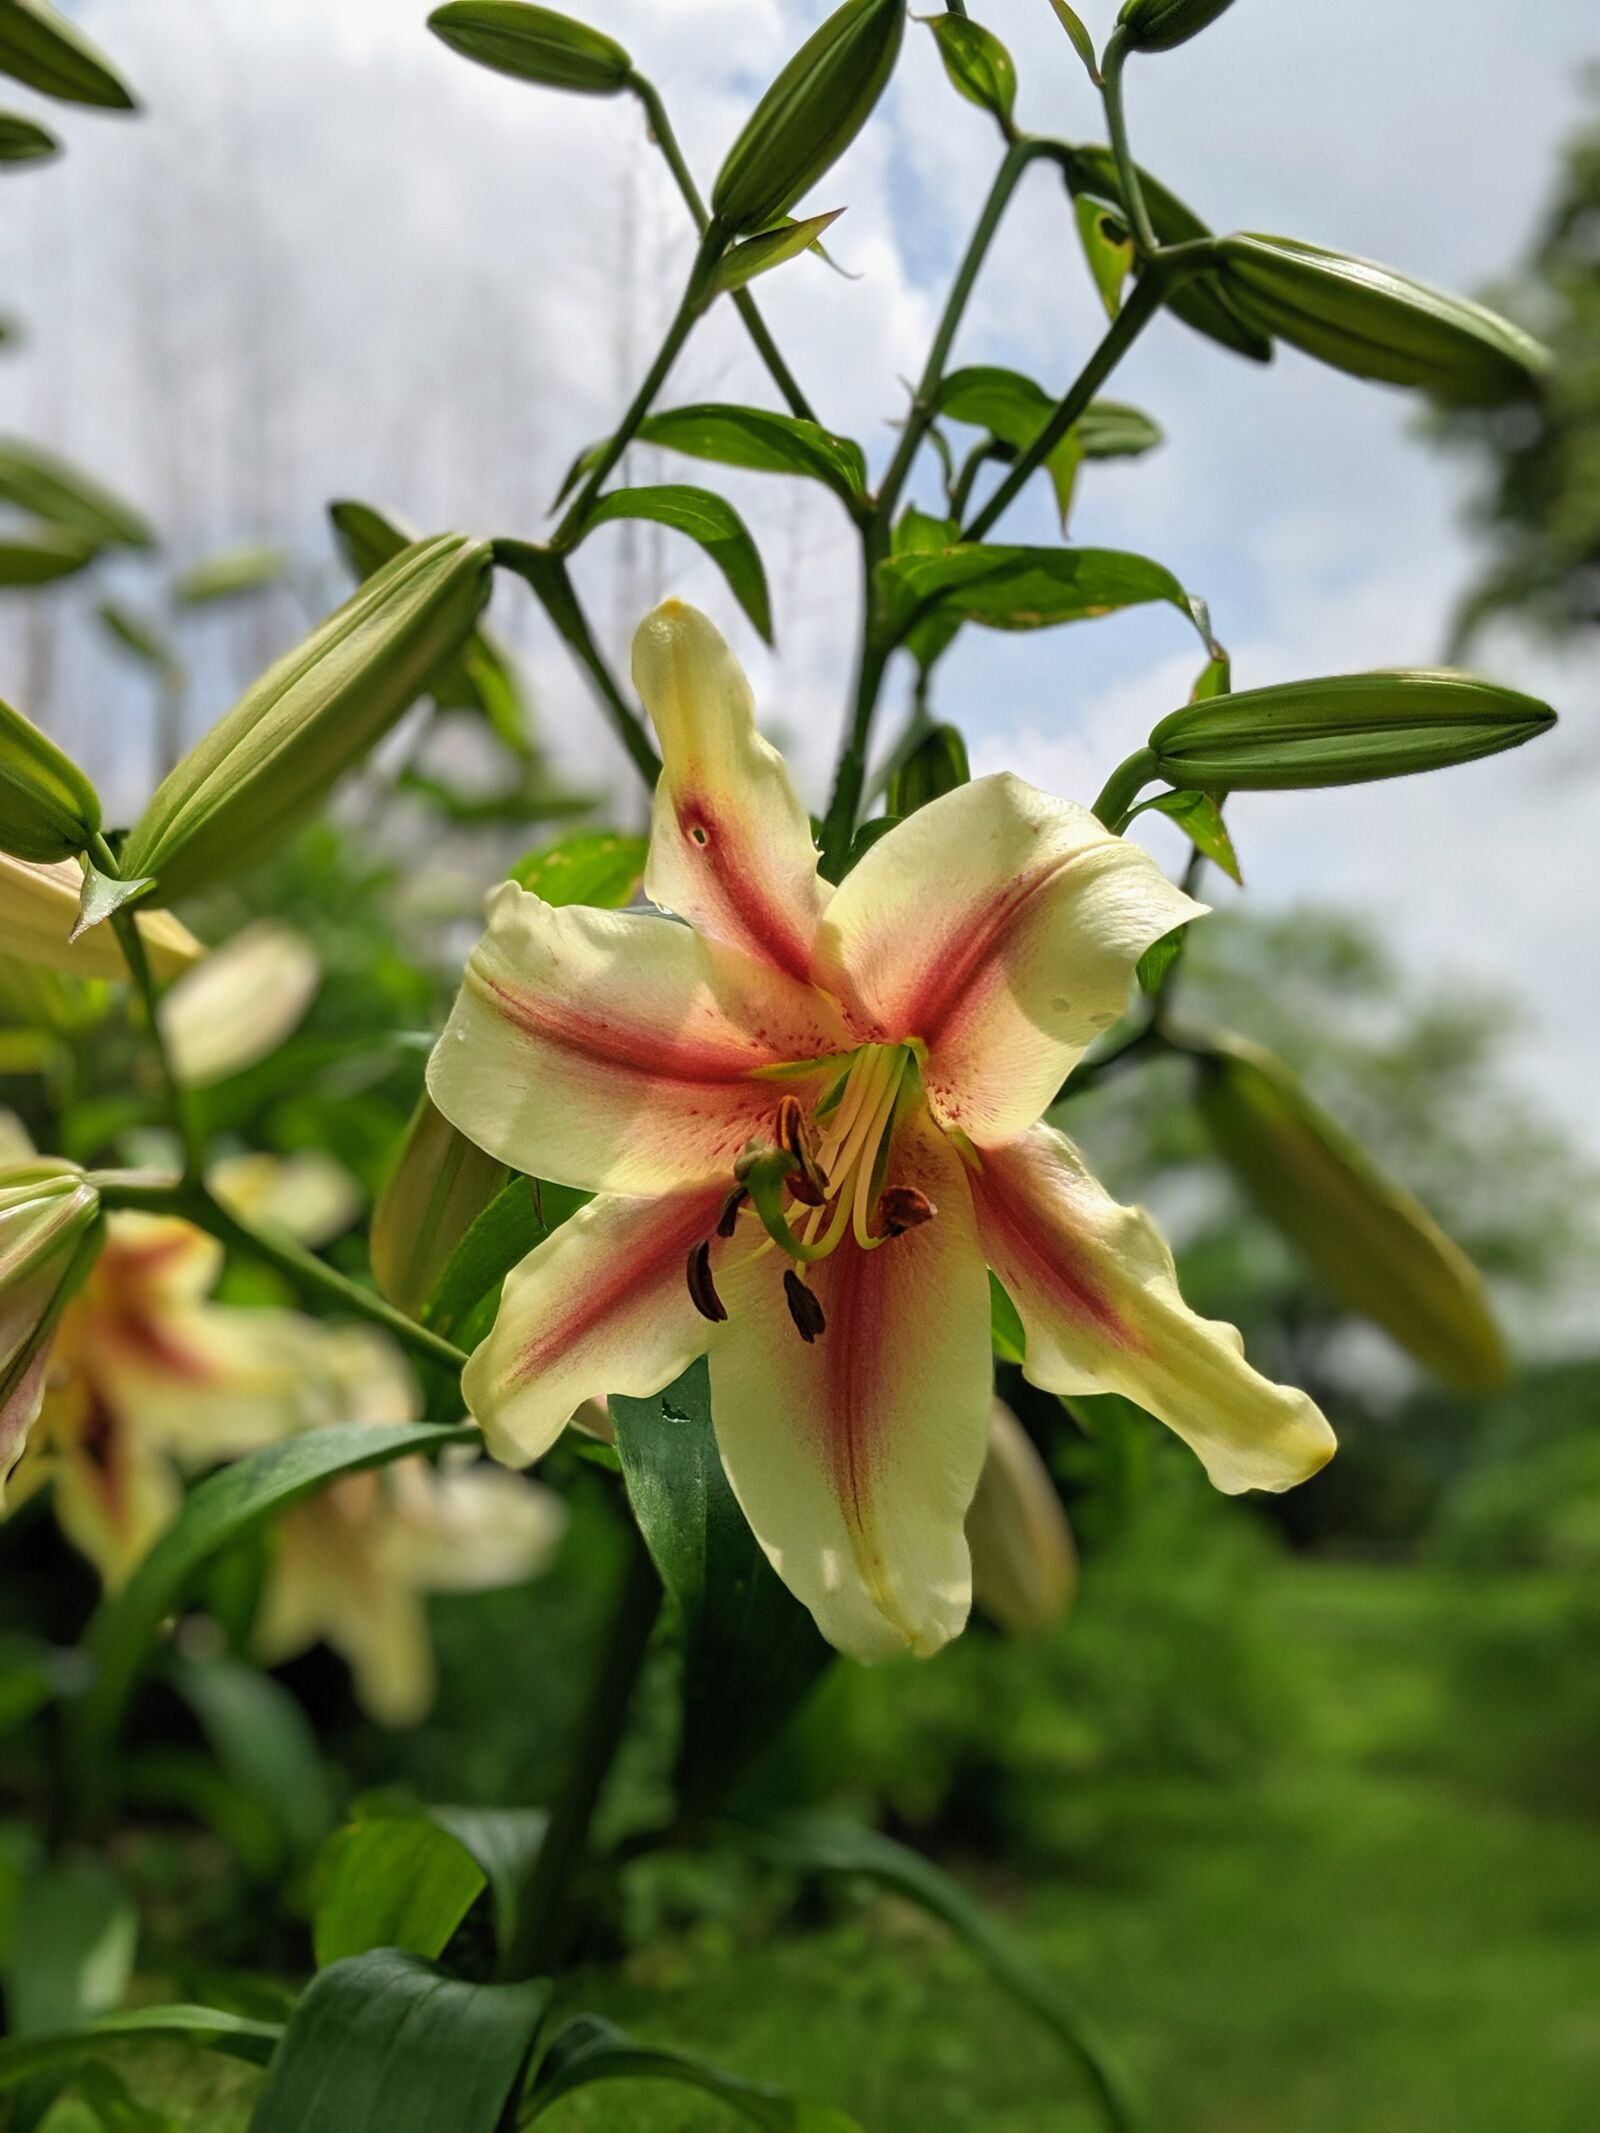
[1091,746,1158,832]
[503,1511,662,1979]
[630,74,816,424]
[963,269,1165,541]
[94,1172,469,1378]
[92,834,204,1184]
[1099,30,1158,258]
[554,226,723,548]
[494,540,661,789]
[819,555,890,880]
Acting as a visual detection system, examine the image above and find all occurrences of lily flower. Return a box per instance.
[428,601,1334,1661]
[0,851,200,982]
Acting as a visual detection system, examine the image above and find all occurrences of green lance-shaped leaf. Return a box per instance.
[120,532,492,900]
[330,498,533,757]
[711,0,905,234]
[1,1856,136,2037]
[710,208,845,297]
[71,1420,477,1783]
[581,484,772,642]
[510,825,647,906]
[96,598,178,676]
[1147,668,1556,789]
[311,1813,486,1968]
[925,14,1016,126]
[611,1361,832,1813]
[250,1950,549,2133]
[1075,196,1134,318]
[1116,0,1238,53]
[1076,399,1164,456]
[0,438,154,549]
[167,1650,334,1866]
[1216,235,1549,406]
[937,368,1161,525]
[422,1175,587,1349]
[0,0,135,109]
[555,404,868,512]
[734,1814,1145,2131]
[0,525,99,584]
[0,2007,279,2094]
[1127,787,1240,882]
[524,2012,863,2130]
[371,1093,509,1320]
[426,0,632,94]
[1196,1034,1507,1390]
[173,543,289,604]
[1047,0,1100,83]
[1066,144,1270,363]
[877,542,1213,649]
[0,693,100,861]
[886,722,969,817]
[0,109,55,162]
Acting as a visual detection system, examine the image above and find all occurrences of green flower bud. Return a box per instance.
[0,0,136,110]
[711,0,905,235]
[1116,0,1237,54]
[426,2,632,95]
[370,1094,508,1319]
[121,533,492,901]
[1148,670,1556,791]
[0,1158,101,1493]
[966,1400,1077,1638]
[1197,1036,1506,1391]
[1217,235,1549,406]
[0,695,100,862]
[886,723,970,818]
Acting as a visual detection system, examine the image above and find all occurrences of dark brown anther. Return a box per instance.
[775,1092,829,1206]
[686,1239,727,1323]
[716,1187,748,1239]
[783,1268,827,1343]
[876,1185,935,1238]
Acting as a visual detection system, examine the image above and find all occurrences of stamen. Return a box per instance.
[716,1188,747,1239]
[876,1186,935,1237]
[783,1268,826,1342]
[686,1239,727,1323]
[775,1092,829,1206]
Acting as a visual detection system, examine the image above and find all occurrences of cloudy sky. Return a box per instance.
[2,0,1597,1144]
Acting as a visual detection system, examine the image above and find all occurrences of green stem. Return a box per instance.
[963,269,1166,541]
[94,1172,469,1378]
[819,564,890,880]
[503,1511,662,1979]
[630,74,816,424]
[1091,746,1158,832]
[554,226,723,549]
[494,540,662,789]
[92,834,204,1184]
[1099,30,1158,258]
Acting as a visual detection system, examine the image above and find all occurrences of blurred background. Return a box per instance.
[2,4,1599,2129]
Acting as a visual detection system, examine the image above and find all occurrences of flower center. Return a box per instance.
[686,1045,935,1341]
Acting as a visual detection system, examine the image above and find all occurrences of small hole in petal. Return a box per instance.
[689,825,709,846]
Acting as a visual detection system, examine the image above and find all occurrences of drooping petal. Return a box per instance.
[813,775,1200,1142]
[379,1455,567,1593]
[428,882,847,1197]
[632,600,830,983]
[709,1111,993,1662]
[464,1186,727,1467]
[970,1125,1336,1494]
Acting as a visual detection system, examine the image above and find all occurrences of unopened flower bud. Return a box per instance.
[158,920,320,1087]
[0,1160,101,1497]
[370,1094,509,1319]
[966,1400,1077,1638]
[0,694,101,863]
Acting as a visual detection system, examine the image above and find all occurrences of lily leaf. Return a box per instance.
[611,1361,832,1812]
[511,827,647,908]
[311,1814,486,1968]
[0,2008,278,2094]
[0,0,137,108]
[0,439,150,549]
[877,543,1209,649]
[710,209,844,297]
[1047,0,1100,83]
[925,15,1016,127]
[734,1814,1144,2131]
[250,1950,549,2133]
[0,526,99,585]
[424,1175,588,1348]
[172,545,289,604]
[583,484,772,643]
[69,859,153,943]
[524,2012,862,2130]
[1075,196,1134,318]
[555,404,867,512]
[1128,788,1242,883]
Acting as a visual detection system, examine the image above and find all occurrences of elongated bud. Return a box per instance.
[1147,670,1555,791]
[0,1158,101,1497]
[1216,235,1549,407]
[0,0,137,110]
[158,921,320,1088]
[0,851,199,982]
[121,533,492,901]
[966,1400,1077,1638]
[371,1093,509,1319]
[426,1,633,95]
[886,723,969,819]
[1116,0,1237,54]
[1197,1034,1506,1391]
[0,695,101,862]
[711,0,904,235]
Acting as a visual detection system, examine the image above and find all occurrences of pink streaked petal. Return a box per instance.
[709,1111,993,1662]
[813,775,1201,1141]
[632,601,830,984]
[464,1186,727,1467]
[428,882,849,1196]
[971,1125,1336,1495]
